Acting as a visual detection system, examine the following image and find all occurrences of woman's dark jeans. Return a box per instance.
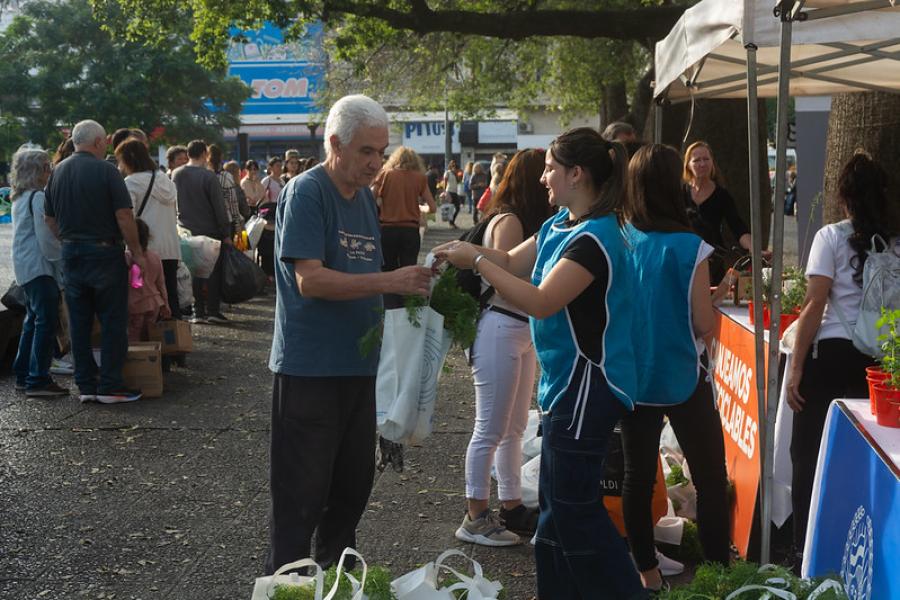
[534,360,646,600]
[380,225,421,309]
[62,241,128,395]
[258,229,276,277]
[621,373,730,572]
[162,258,181,320]
[13,275,60,389]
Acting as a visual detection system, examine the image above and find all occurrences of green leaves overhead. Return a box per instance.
[0,0,250,148]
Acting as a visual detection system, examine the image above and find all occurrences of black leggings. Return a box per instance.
[621,372,730,571]
[258,229,275,277]
[791,338,873,549]
[449,192,461,225]
[162,259,181,320]
[380,226,421,309]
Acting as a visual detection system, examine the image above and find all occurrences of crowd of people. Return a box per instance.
[8,120,317,402]
[266,93,892,599]
[8,93,890,599]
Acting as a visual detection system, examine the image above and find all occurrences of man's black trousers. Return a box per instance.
[265,373,376,574]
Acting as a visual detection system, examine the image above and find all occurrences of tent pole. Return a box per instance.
[654,101,663,144]
[762,0,796,565]
[744,41,769,564]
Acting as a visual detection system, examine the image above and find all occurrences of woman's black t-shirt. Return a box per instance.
[683,183,749,251]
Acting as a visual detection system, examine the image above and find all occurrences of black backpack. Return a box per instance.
[455,214,500,309]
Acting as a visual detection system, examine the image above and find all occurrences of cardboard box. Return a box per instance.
[148,320,193,354]
[122,341,163,398]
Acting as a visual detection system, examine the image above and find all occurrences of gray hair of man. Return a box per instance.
[601,121,636,142]
[10,146,50,199]
[323,94,389,158]
[71,119,107,147]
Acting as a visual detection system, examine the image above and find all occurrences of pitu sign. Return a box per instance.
[402,121,460,154]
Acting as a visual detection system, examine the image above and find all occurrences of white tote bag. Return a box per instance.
[392,549,502,600]
[376,307,451,444]
[245,214,266,249]
[178,227,221,279]
[251,548,367,600]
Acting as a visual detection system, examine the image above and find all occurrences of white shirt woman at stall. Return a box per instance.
[785,151,892,562]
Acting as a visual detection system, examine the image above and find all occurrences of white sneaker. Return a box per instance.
[50,356,74,375]
[455,510,521,547]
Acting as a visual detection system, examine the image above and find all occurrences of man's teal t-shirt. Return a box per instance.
[268,165,384,377]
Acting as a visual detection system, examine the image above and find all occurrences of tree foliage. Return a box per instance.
[0,0,250,149]
[91,0,694,122]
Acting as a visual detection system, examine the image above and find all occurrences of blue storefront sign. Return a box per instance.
[803,400,900,600]
[227,22,325,117]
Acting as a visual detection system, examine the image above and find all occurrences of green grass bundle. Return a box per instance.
[659,561,847,599]
[271,565,396,600]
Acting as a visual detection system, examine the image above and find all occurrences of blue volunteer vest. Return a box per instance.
[626,224,706,406]
[531,210,636,416]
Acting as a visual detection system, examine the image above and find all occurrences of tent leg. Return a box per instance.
[762,2,795,565]
[745,42,770,563]
[654,101,663,144]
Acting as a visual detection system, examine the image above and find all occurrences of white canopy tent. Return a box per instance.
[653,0,900,563]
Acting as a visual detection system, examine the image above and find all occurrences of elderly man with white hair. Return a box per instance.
[44,119,146,404]
[265,95,432,574]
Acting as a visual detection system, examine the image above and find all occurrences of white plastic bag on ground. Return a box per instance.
[522,409,542,461]
[176,262,194,310]
[521,454,541,510]
[251,548,367,600]
[392,549,502,600]
[376,307,451,444]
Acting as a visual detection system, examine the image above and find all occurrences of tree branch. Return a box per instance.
[316,2,686,42]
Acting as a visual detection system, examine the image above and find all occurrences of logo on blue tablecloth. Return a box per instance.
[841,505,873,600]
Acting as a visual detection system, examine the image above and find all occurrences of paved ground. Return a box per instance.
[0,212,801,600]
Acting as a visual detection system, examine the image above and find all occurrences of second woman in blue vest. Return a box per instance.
[622,144,731,591]
[434,128,646,599]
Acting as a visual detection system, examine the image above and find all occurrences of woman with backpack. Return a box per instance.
[786,151,891,562]
[435,129,645,599]
[621,144,731,591]
[453,149,554,548]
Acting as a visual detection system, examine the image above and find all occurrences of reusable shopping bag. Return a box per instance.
[176,262,194,310]
[391,549,502,600]
[251,548,367,600]
[221,244,267,304]
[376,307,452,444]
[245,214,266,249]
[178,227,221,279]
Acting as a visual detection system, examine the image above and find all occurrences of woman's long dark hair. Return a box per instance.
[626,144,693,234]
[548,127,627,222]
[115,138,155,173]
[484,149,554,238]
[841,152,893,285]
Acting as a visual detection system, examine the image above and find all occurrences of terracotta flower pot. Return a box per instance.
[748,301,769,327]
[872,382,900,428]
[866,366,890,415]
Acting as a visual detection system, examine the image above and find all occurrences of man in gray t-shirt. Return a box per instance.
[264,95,431,574]
[172,140,232,324]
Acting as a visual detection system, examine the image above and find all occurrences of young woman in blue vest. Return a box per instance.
[621,144,731,591]
[435,128,646,599]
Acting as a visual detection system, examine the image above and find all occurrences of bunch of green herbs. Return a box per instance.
[271,565,396,600]
[877,306,900,387]
[658,561,847,599]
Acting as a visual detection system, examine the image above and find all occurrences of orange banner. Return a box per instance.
[709,310,768,557]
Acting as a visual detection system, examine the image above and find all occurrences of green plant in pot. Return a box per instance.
[873,307,900,427]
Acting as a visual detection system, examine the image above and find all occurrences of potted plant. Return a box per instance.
[872,307,900,428]
[748,267,804,339]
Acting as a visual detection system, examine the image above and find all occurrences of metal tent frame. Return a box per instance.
[653,0,900,563]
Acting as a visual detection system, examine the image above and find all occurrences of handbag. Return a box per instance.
[136,170,156,217]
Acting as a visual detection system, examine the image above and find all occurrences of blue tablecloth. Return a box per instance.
[802,399,900,600]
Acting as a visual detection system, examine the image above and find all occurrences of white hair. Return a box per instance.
[323,95,389,157]
[71,119,106,147]
[10,146,50,199]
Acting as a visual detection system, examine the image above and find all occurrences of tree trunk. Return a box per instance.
[601,80,629,127]
[656,98,772,250]
[822,92,900,225]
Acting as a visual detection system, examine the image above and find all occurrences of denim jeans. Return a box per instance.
[192,252,223,318]
[62,241,129,395]
[13,275,60,389]
[534,359,646,600]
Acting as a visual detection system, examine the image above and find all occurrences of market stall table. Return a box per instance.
[802,398,900,599]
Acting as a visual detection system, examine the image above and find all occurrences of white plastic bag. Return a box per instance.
[521,454,541,510]
[245,214,266,249]
[251,548,367,600]
[439,203,454,222]
[178,228,221,279]
[176,262,194,310]
[522,409,542,462]
[376,307,451,444]
[392,549,502,600]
